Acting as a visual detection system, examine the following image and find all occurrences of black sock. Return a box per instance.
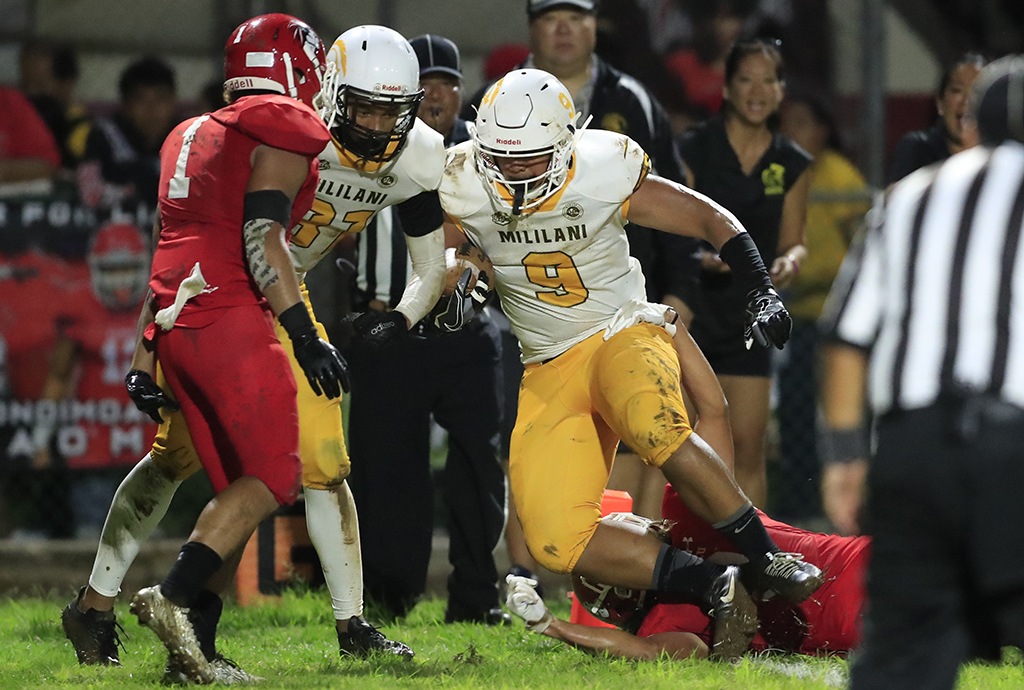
[188,590,223,661]
[651,543,724,604]
[160,541,223,609]
[712,503,778,562]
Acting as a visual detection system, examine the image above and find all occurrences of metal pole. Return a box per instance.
[863,0,887,190]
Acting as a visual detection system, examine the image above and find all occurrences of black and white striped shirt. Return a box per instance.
[356,207,412,309]
[822,141,1024,414]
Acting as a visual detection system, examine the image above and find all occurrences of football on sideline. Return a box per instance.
[443,241,494,296]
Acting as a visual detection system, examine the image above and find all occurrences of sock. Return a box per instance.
[712,503,778,562]
[188,590,223,661]
[304,484,364,621]
[651,543,724,603]
[160,541,223,608]
[88,454,183,597]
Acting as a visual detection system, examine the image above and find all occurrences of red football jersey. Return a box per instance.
[635,487,869,655]
[0,251,88,399]
[150,95,328,328]
[56,294,156,469]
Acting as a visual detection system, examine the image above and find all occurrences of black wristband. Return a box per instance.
[278,302,316,342]
[243,189,292,226]
[821,425,870,465]
[718,233,772,296]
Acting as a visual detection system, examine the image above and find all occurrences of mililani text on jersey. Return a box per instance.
[316,178,390,205]
[497,224,588,244]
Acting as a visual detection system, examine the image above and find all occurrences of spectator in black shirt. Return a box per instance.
[76,56,177,218]
[886,52,987,185]
[19,40,92,170]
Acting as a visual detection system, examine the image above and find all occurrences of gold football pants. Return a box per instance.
[510,323,692,573]
[149,284,350,489]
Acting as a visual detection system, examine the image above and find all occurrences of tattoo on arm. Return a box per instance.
[243,218,280,292]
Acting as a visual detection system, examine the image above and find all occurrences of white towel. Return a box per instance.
[154,262,210,331]
[603,298,678,340]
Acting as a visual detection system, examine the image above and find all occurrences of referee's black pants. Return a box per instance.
[346,316,505,619]
[851,399,1024,690]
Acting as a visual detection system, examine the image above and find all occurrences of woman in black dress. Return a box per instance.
[672,38,811,508]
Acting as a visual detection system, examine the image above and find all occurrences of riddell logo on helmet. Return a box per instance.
[496,138,521,145]
[225,77,255,90]
[375,83,404,93]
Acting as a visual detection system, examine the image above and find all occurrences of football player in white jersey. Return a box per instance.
[61,24,465,671]
[439,68,824,659]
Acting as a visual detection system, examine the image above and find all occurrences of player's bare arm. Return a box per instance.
[673,325,735,471]
[246,144,349,399]
[124,215,178,423]
[820,343,870,536]
[546,620,706,661]
[770,167,811,289]
[244,144,308,313]
[625,174,748,248]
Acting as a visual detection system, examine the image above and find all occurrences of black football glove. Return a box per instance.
[434,268,476,333]
[744,287,793,350]
[292,333,350,399]
[124,369,180,423]
[350,310,408,347]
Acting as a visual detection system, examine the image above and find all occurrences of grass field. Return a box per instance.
[3,588,1023,689]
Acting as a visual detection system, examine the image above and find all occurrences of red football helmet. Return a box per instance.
[570,513,673,631]
[87,222,150,311]
[572,575,653,632]
[223,13,326,109]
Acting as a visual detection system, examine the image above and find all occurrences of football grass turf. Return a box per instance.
[2,588,1021,689]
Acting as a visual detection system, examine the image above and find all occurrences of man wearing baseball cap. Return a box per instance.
[526,0,597,20]
[410,34,469,146]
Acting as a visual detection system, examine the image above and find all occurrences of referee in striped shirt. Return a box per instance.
[819,56,1024,689]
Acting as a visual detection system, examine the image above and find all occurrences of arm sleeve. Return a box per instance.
[396,190,445,238]
[394,227,446,325]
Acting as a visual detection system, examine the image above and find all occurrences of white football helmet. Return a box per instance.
[318,25,423,164]
[473,68,591,215]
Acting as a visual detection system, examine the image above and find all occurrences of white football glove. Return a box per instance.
[505,574,554,633]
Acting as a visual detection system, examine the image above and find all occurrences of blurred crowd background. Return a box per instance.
[1,0,1022,540]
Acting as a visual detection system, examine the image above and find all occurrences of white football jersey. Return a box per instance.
[289,118,446,274]
[439,130,651,363]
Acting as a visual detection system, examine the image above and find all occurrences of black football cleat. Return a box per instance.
[337,616,414,660]
[746,551,824,603]
[705,565,758,662]
[61,587,124,665]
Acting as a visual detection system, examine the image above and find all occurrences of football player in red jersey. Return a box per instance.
[505,316,867,660]
[636,491,867,656]
[61,15,345,684]
[34,222,157,536]
[508,496,868,661]
[62,23,449,673]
